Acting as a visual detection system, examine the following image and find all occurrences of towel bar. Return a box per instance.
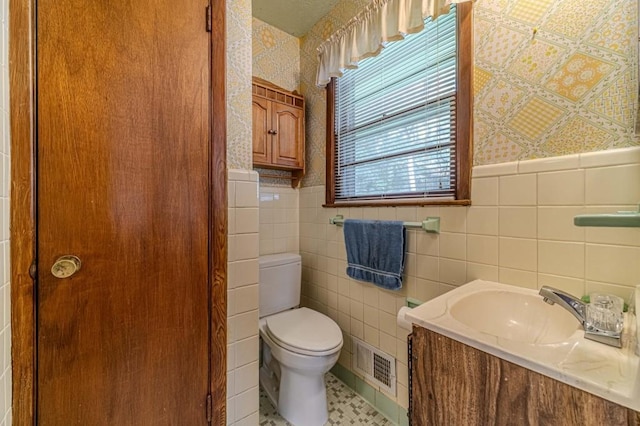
[329,215,440,234]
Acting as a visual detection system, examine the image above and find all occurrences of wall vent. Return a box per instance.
[353,338,396,396]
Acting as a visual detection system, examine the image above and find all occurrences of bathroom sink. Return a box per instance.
[404,279,640,412]
[449,290,579,344]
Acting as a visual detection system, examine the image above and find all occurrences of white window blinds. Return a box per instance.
[333,8,457,201]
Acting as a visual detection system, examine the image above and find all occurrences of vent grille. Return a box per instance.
[353,338,396,396]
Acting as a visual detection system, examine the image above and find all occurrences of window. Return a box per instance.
[326,3,472,206]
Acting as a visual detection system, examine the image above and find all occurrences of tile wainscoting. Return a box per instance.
[299,146,640,413]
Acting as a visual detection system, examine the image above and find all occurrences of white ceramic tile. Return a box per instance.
[416,255,439,281]
[227,371,235,399]
[586,244,640,286]
[471,177,498,205]
[228,169,249,181]
[537,274,585,299]
[379,311,397,336]
[466,262,499,282]
[518,154,580,174]
[499,207,537,238]
[415,232,439,255]
[364,324,379,347]
[466,207,499,236]
[236,412,259,426]
[439,232,466,260]
[349,280,364,302]
[351,318,364,340]
[499,174,537,206]
[350,299,364,321]
[235,208,259,234]
[537,170,585,206]
[498,267,538,289]
[439,258,467,286]
[467,235,498,265]
[499,237,537,271]
[379,331,396,357]
[580,146,640,168]
[234,310,259,341]
[235,361,258,394]
[472,161,519,178]
[537,207,585,242]
[233,259,259,288]
[538,241,585,279]
[228,181,236,208]
[396,206,417,222]
[235,181,259,208]
[439,206,467,233]
[235,284,259,314]
[234,386,259,421]
[378,291,396,314]
[585,164,640,205]
[227,289,236,317]
[227,397,236,425]
[235,336,259,367]
[234,233,259,261]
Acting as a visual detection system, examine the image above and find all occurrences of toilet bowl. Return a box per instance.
[259,253,343,426]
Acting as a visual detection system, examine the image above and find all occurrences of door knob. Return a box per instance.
[51,255,82,278]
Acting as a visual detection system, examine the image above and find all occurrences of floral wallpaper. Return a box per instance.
[227,0,253,170]
[252,18,301,92]
[473,0,638,165]
[298,0,639,186]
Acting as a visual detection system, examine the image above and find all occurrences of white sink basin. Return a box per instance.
[449,290,579,344]
[405,280,640,412]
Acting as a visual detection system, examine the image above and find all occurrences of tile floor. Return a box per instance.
[259,373,393,425]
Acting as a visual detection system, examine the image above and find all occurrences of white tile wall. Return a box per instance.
[0,0,10,423]
[227,170,260,426]
[259,185,299,256]
[299,147,640,410]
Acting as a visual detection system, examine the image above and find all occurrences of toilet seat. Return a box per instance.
[265,307,343,356]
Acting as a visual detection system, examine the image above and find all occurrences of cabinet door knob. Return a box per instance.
[267,129,277,135]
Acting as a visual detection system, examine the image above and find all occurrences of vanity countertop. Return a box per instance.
[406,280,640,412]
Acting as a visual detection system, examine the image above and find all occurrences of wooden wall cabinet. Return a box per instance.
[409,326,640,426]
[252,77,305,188]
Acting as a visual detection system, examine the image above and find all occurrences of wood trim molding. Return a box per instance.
[9,1,228,424]
[10,0,37,424]
[325,79,336,206]
[210,0,228,424]
[455,2,473,201]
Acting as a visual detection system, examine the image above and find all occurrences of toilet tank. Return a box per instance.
[259,253,302,318]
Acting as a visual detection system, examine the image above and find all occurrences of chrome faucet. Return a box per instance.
[539,286,622,348]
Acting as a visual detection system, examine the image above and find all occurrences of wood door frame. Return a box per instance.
[9,0,228,424]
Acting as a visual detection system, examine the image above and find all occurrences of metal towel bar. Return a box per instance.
[329,215,440,233]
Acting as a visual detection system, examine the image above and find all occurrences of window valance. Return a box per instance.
[316,0,472,87]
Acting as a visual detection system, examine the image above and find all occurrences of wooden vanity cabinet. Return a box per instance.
[252,77,305,188]
[409,326,639,426]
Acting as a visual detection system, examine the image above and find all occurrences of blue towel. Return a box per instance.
[343,219,406,291]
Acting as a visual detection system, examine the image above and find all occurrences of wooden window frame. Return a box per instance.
[325,2,473,207]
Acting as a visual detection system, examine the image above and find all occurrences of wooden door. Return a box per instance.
[252,97,271,165]
[36,0,212,424]
[273,103,303,169]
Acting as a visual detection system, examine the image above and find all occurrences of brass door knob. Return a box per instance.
[51,255,82,278]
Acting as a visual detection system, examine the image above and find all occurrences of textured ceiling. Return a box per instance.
[252,0,341,37]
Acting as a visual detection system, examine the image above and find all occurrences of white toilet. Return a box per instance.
[258,253,343,426]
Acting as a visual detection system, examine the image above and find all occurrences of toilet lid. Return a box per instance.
[265,308,343,354]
